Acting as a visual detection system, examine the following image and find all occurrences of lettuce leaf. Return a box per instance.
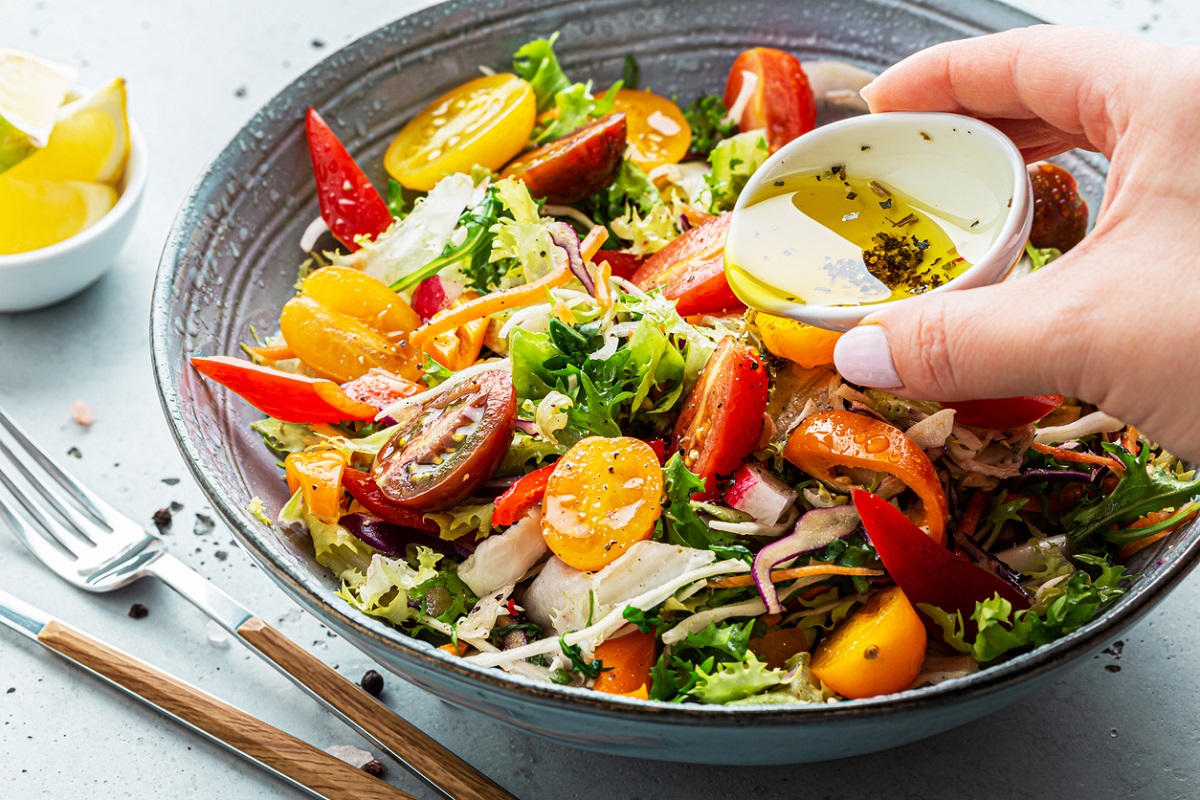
[705,130,769,212]
[535,81,620,144]
[422,501,495,541]
[336,548,443,627]
[489,177,556,284]
[581,159,661,230]
[609,201,679,256]
[688,652,785,704]
[512,34,572,112]
[278,489,375,582]
[252,418,324,456]
[659,454,738,550]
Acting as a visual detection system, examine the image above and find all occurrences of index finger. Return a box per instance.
[863,25,1150,158]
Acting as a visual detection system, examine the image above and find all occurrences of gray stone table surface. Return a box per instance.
[2,1,1198,798]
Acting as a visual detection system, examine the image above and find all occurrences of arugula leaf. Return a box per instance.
[659,454,738,549]
[512,34,572,111]
[391,187,508,292]
[386,178,409,218]
[920,555,1129,662]
[680,94,738,157]
[623,605,664,635]
[706,130,769,212]
[1065,443,1200,541]
[810,532,877,594]
[558,635,610,680]
[623,55,640,91]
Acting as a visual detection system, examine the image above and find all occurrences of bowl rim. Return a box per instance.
[0,120,149,270]
[150,0,1200,724]
[729,111,1032,328]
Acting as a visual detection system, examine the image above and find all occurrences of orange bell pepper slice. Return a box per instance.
[421,291,489,371]
[191,356,380,423]
[783,409,948,544]
[285,450,346,522]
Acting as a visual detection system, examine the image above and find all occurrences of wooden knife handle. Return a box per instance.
[37,620,414,800]
[236,616,516,800]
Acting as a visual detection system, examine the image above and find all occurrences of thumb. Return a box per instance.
[832,266,1090,401]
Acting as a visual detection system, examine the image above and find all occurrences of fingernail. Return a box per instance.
[859,81,875,104]
[834,325,903,388]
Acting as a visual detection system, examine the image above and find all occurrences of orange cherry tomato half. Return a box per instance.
[285,450,347,523]
[631,212,743,317]
[385,73,537,192]
[421,291,488,372]
[610,88,692,172]
[724,47,816,153]
[541,437,664,571]
[810,586,927,700]
[300,267,421,335]
[671,336,770,494]
[372,370,517,511]
[592,630,657,695]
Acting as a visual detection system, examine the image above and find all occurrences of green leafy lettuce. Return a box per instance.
[581,159,661,231]
[920,554,1129,662]
[512,34,621,143]
[705,130,769,212]
[659,454,738,549]
[512,34,572,112]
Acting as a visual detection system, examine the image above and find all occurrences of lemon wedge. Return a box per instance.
[0,177,117,255]
[5,78,129,184]
[0,48,76,173]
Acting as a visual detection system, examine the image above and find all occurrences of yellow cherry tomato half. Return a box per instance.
[284,450,346,523]
[385,74,536,191]
[280,295,420,383]
[750,310,842,369]
[542,437,664,572]
[610,88,691,172]
[810,586,927,699]
[300,267,421,334]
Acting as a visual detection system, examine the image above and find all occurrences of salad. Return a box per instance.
[192,36,1200,705]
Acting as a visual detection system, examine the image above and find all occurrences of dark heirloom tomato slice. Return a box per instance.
[371,370,517,511]
[670,336,770,494]
[630,212,744,317]
[1028,162,1088,253]
[500,113,627,204]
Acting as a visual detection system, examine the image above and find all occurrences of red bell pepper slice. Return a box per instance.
[190,356,378,424]
[942,395,1063,430]
[852,489,1030,634]
[492,463,558,527]
[593,250,646,281]
[306,107,394,252]
[341,468,440,533]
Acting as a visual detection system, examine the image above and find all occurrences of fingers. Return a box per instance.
[863,26,1150,158]
[833,262,1094,402]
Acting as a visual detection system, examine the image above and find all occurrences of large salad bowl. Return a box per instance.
[152,0,1200,764]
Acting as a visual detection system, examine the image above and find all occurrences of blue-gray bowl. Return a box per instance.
[151,0,1200,765]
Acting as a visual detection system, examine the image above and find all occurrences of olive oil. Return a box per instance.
[725,169,977,308]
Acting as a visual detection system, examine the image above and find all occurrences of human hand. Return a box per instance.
[831,25,1200,460]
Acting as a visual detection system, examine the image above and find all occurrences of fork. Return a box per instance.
[0,406,516,800]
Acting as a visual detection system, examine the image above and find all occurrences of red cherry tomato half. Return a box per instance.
[371,370,517,511]
[670,336,770,493]
[724,48,817,153]
[631,212,744,317]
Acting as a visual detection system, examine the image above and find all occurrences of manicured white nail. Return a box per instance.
[834,325,903,388]
[859,81,875,103]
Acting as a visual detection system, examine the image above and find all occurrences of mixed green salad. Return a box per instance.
[192,35,1200,705]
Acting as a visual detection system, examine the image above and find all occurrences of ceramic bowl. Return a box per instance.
[151,0,1200,765]
[727,112,1032,331]
[0,122,148,313]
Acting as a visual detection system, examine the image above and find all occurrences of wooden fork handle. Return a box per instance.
[36,620,414,800]
[236,616,517,800]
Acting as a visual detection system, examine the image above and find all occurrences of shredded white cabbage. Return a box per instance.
[1034,411,1125,445]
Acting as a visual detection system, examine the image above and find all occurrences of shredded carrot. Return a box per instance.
[594,259,614,310]
[1118,504,1199,560]
[438,642,469,657]
[580,225,608,262]
[243,342,296,363]
[956,490,989,538]
[409,266,573,347]
[760,612,783,627]
[708,564,883,589]
[1122,425,1140,456]
[1031,442,1125,474]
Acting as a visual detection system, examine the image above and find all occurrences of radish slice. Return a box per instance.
[751,505,861,613]
[725,463,798,525]
[411,275,465,322]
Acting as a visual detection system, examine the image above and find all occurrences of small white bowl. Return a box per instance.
[0,121,148,313]
[726,112,1031,331]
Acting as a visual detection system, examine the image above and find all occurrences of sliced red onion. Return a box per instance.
[341,513,472,558]
[547,221,593,296]
[951,527,1029,599]
[514,419,539,435]
[847,402,890,424]
[678,213,692,232]
[411,275,465,322]
[724,463,797,525]
[1014,468,1095,486]
[751,505,861,613]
